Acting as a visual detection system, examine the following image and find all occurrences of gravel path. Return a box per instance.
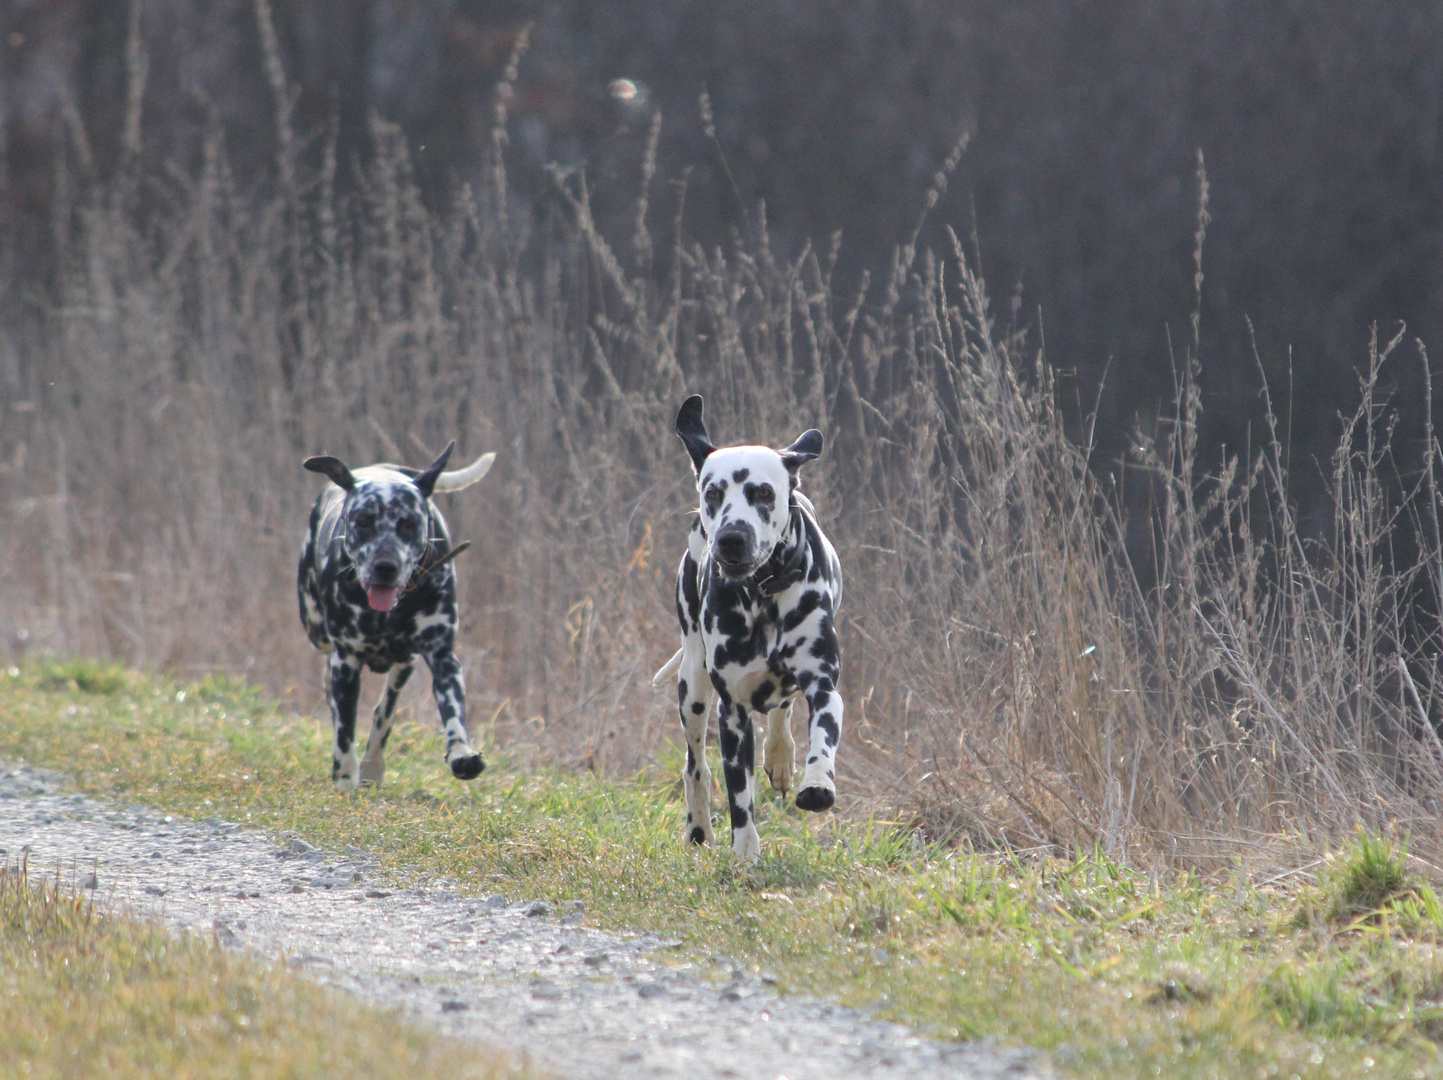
[0,763,1046,1080]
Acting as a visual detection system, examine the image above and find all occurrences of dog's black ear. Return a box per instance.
[780,429,823,473]
[675,395,715,475]
[304,456,356,492]
[412,440,456,500]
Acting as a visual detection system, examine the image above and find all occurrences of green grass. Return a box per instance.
[0,854,519,1079]
[4,659,1443,1078]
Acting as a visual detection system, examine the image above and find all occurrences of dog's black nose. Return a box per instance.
[716,528,750,565]
[371,558,401,583]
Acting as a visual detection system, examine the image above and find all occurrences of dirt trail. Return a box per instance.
[0,763,1046,1080]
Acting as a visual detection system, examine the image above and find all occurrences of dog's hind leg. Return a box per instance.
[360,663,413,788]
[762,702,796,799]
[677,649,715,846]
[717,697,761,861]
[327,653,364,791]
[425,650,485,780]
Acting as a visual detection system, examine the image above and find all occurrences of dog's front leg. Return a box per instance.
[717,698,761,861]
[425,650,484,780]
[795,660,843,812]
[360,663,413,787]
[328,652,363,791]
[795,617,843,812]
[677,650,715,846]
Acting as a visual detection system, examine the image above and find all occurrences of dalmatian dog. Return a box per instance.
[298,441,495,791]
[653,395,844,860]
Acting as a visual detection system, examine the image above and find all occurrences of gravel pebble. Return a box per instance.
[0,762,1048,1080]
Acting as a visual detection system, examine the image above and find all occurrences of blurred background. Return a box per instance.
[7,1,1443,493]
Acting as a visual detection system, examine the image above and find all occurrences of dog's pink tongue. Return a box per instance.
[367,586,399,612]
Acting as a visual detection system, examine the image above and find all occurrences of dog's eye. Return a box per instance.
[353,512,377,532]
[397,518,421,541]
[746,483,775,506]
[704,486,723,513]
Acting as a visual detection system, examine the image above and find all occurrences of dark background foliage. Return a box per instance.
[5,0,1442,503]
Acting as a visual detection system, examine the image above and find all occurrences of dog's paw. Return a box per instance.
[358,756,385,787]
[333,750,361,792]
[764,759,794,799]
[682,807,715,847]
[794,785,836,812]
[449,753,485,781]
[730,827,762,863]
[682,823,714,847]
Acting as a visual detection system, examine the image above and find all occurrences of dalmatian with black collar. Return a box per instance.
[298,441,495,790]
[654,395,844,860]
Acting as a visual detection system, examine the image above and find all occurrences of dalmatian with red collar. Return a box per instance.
[654,395,844,860]
[298,441,494,791]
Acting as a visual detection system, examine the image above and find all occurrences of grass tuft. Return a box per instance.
[35,657,130,696]
[1293,828,1443,934]
[1330,830,1414,921]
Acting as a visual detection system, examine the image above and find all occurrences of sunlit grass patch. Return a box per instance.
[0,856,518,1079]
[4,660,1443,1079]
[35,657,129,695]
[1294,828,1443,932]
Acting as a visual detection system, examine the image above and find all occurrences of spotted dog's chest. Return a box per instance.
[315,554,456,671]
[700,581,807,711]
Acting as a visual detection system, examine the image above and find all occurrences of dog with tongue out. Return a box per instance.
[298,440,495,791]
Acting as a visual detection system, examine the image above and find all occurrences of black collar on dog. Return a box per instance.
[752,505,808,596]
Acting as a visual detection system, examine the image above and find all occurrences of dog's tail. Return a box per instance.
[433,451,497,493]
[652,647,684,687]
